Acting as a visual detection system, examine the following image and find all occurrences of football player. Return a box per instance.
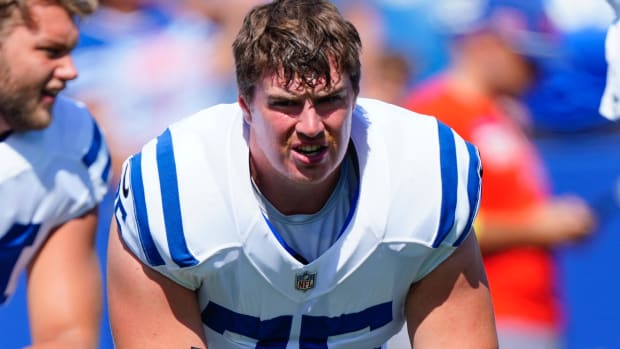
[107,1,498,348]
[0,1,110,348]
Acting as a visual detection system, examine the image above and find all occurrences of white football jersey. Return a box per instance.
[0,96,111,304]
[601,13,620,120]
[115,98,482,349]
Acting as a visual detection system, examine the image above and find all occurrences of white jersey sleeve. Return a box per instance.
[354,98,482,282]
[600,1,620,120]
[0,95,111,304]
[115,100,482,348]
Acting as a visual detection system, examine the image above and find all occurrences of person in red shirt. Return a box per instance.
[404,1,596,348]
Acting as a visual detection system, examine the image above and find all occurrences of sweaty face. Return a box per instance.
[242,66,356,189]
[0,3,79,132]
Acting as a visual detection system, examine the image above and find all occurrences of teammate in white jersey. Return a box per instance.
[0,1,109,348]
[107,0,498,348]
[601,0,620,119]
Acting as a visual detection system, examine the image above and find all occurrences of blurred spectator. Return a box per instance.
[338,1,413,104]
[403,1,597,348]
[525,27,612,133]
[66,0,259,184]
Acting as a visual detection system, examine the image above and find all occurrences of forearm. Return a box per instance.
[26,208,103,348]
[475,215,554,253]
[23,330,100,349]
[475,199,595,253]
[27,244,102,349]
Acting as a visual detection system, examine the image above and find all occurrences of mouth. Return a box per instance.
[43,89,59,98]
[41,86,63,99]
[294,144,328,157]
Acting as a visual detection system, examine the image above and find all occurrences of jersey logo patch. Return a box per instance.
[121,165,130,198]
[295,271,316,291]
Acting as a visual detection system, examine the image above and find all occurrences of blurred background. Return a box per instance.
[1,0,619,348]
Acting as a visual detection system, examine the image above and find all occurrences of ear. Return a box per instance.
[238,95,252,124]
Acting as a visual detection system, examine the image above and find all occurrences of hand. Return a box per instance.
[537,195,597,245]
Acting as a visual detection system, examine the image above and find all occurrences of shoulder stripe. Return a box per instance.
[81,121,112,183]
[433,122,457,248]
[102,152,112,184]
[130,153,165,266]
[156,129,199,268]
[81,120,102,167]
[453,142,482,247]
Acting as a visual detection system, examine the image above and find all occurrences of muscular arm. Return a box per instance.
[475,195,595,254]
[405,232,498,349]
[25,208,102,349]
[107,221,207,349]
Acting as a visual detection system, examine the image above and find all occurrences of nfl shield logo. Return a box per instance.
[295,271,316,291]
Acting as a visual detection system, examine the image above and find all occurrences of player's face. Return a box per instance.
[0,3,79,132]
[489,38,537,96]
[241,64,356,188]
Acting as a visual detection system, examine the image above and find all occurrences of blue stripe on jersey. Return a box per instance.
[453,142,481,247]
[102,151,112,184]
[81,121,102,167]
[130,154,165,266]
[0,223,40,304]
[202,301,293,348]
[433,122,457,248]
[81,121,112,183]
[156,129,199,268]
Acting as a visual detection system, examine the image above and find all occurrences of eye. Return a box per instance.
[316,95,343,105]
[268,99,303,110]
[39,47,68,59]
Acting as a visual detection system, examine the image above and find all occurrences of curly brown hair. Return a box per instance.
[233,0,362,102]
[0,0,97,39]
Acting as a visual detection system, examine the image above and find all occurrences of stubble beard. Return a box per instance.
[0,57,51,132]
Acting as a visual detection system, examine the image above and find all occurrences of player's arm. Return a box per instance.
[107,220,208,349]
[25,208,102,349]
[474,195,595,254]
[405,231,498,349]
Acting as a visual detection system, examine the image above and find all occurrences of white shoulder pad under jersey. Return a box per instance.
[115,99,481,349]
[0,95,111,304]
[601,13,620,120]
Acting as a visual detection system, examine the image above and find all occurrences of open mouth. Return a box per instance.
[294,144,327,157]
[40,90,57,102]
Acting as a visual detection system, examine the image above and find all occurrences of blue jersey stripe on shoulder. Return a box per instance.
[433,122,457,248]
[453,142,481,247]
[102,151,112,184]
[130,154,165,266]
[82,121,111,184]
[82,121,102,167]
[156,129,199,268]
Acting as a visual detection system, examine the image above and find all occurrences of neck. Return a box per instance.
[250,159,342,216]
[446,60,492,100]
[0,116,10,134]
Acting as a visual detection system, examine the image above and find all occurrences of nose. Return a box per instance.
[54,55,78,82]
[296,104,324,138]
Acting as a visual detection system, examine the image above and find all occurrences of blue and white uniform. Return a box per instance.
[601,0,620,120]
[115,98,482,349]
[0,96,111,304]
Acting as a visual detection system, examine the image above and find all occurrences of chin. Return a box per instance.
[292,169,334,185]
[28,109,54,130]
